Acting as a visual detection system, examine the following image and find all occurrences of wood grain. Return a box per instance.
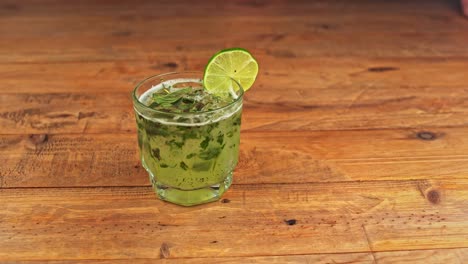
[5,249,468,263]
[4,58,467,94]
[375,248,468,263]
[0,180,467,261]
[2,0,468,262]
[5,254,375,264]
[1,58,468,134]
[1,0,467,63]
[2,128,468,188]
[6,249,468,263]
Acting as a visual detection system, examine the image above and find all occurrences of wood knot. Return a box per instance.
[417,131,436,141]
[78,112,96,120]
[239,0,267,7]
[427,190,441,204]
[160,242,171,259]
[119,14,135,21]
[163,62,178,68]
[367,66,399,72]
[28,134,48,145]
[112,30,132,37]
[221,198,230,203]
[284,219,297,225]
[2,4,19,11]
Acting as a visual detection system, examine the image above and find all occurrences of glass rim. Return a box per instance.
[132,71,244,116]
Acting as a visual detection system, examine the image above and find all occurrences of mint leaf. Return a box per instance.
[152,148,161,160]
[186,153,197,159]
[183,129,198,140]
[180,161,188,170]
[199,147,221,160]
[152,88,192,105]
[192,161,212,171]
[147,86,234,113]
[217,133,224,145]
[232,116,241,126]
[200,137,210,149]
[166,139,184,149]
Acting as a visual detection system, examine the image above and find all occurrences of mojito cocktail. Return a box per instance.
[132,48,258,206]
[132,72,243,206]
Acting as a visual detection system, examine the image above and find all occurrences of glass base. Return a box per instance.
[149,172,233,206]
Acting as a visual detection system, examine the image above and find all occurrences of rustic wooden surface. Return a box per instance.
[1,0,468,263]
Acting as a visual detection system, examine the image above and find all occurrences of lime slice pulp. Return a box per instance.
[203,48,258,96]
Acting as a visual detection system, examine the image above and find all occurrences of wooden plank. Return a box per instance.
[1,1,467,62]
[1,58,468,134]
[3,15,467,39]
[7,92,468,134]
[8,249,468,263]
[375,248,468,264]
[3,32,468,63]
[5,253,374,263]
[2,0,467,262]
[2,128,468,188]
[3,58,468,93]
[2,14,467,43]
[0,0,461,18]
[0,133,145,188]
[0,180,467,260]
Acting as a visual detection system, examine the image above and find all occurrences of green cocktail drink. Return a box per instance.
[132,72,243,206]
[132,48,258,206]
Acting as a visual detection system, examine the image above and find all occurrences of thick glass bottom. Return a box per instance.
[149,172,233,206]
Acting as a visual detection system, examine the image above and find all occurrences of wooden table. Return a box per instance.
[1,0,468,263]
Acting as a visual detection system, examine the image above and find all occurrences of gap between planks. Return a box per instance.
[0,179,438,190]
[1,124,468,136]
[3,247,468,262]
